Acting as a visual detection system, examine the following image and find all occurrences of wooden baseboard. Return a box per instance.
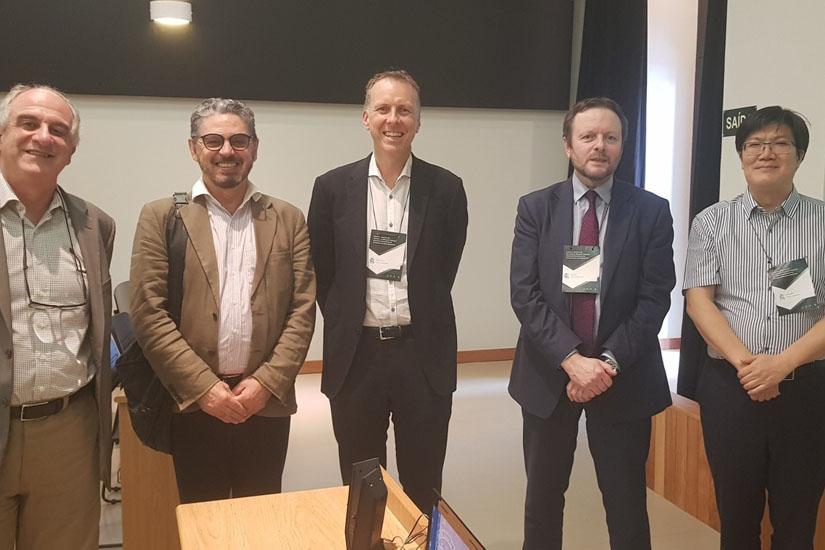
[299,338,681,375]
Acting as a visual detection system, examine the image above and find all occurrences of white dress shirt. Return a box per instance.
[364,154,412,327]
[192,179,259,375]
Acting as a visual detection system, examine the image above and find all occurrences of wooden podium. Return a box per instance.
[117,396,424,549]
[117,395,181,550]
[176,467,425,549]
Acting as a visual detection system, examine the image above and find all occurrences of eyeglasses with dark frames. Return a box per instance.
[198,133,254,151]
[21,189,88,310]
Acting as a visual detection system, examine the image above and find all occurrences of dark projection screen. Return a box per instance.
[0,1,572,110]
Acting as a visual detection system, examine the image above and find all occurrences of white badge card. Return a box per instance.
[769,258,819,316]
[368,229,407,281]
[562,245,601,294]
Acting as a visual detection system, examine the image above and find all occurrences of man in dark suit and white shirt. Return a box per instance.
[308,69,468,513]
[509,97,675,550]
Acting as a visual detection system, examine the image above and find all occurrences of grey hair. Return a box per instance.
[0,84,81,146]
[190,98,257,139]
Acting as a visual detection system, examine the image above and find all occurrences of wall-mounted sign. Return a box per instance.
[722,106,757,137]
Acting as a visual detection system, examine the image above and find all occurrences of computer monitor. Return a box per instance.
[345,458,387,550]
[428,492,485,550]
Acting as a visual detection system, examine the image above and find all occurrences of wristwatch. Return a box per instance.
[600,354,620,374]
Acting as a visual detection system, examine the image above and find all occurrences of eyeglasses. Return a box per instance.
[198,133,254,151]
[21,190,88,310]
[742,140,796,157]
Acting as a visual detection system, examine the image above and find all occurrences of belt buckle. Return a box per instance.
[19,400,50,422]
[783,369,796,382]
[378,326,397,340]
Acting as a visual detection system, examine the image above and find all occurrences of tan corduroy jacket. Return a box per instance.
[129,192,315,417]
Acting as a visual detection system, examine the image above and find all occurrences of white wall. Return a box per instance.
[722,0,825,201]
[47,95,568,360]
[647,0,698,338]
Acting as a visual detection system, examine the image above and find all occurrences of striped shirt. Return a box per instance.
[192,179,259,375]
[684,188,825,359]
[0,177,92,406]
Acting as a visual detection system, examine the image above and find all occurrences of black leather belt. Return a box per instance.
[363,325,414,341]
[10,382,93,422]
[220,374,244,389]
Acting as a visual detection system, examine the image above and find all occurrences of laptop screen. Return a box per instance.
[428,493,485,550]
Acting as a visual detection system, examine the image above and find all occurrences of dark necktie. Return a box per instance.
[572,190,599,349]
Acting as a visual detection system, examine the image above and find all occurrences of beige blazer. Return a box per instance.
[129,193,315,417]
[0,191,115,484]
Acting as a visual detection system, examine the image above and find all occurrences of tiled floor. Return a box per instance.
[100,353,719,549]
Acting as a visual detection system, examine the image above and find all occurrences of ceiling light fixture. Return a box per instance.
[149,1,192,26]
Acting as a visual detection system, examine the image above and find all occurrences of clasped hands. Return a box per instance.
[561,352,617,403]
[735,353,795,402]
[196,377,273,424]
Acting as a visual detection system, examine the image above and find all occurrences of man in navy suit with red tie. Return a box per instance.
[509,97,675,550]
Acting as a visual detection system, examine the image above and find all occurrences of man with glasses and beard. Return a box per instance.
[685,106,825,549]
[130,98,315,503]
[0,84,115,549]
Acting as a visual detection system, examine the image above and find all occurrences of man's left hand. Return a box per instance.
[232,377,273,421]
[738,354,794,396]
[566,381,596,403]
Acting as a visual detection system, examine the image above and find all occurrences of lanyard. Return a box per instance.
[745,209,780,269]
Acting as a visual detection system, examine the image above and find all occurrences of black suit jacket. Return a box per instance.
[308,155,468,398]
[509,179,674,422]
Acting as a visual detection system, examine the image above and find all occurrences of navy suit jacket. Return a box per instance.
[308,155,468,398]
[509,179,674,422]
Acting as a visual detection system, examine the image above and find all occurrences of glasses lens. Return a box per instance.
[228,134,251,150]
[201,134,224,150]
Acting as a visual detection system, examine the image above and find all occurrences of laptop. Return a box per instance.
[427,491,486,550]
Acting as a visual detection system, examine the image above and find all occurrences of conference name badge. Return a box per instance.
[562,245,601,294]
[769,258,819,316]
[367,229,406,282]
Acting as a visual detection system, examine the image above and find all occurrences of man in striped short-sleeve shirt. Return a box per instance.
[684,106,825,549]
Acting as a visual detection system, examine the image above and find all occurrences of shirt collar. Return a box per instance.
[742,187,800,219]
[192,179,261,211]
[0,173,64,220]
[368,154,413,186]
[572,173,613,205]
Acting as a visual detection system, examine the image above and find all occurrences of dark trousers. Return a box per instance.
[330,331,452,514]
[522,397,652,550]
[698,357,825,550]
[170,410,291,504]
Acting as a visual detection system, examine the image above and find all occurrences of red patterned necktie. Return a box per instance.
[572,190,599,349]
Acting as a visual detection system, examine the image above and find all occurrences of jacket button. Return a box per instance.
[4,349,11,359]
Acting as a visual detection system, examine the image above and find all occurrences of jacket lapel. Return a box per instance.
[406,156,432,269]
[0,227,10,336]
[600,180,634,306]
[549,181,575,323]
[251,195,277,298]
[179,198,220,308]
[65,193,104,362]
[345,157,370,272]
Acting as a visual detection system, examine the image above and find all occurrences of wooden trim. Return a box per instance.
[457,348,515,363]
[299,360,323,375]
[299,339,680,374]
